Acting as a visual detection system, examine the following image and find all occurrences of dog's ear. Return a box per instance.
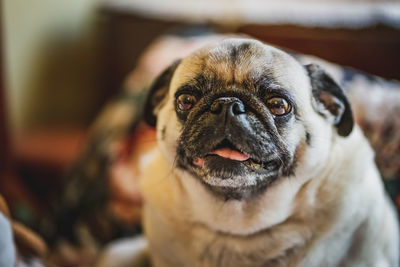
[305,64,354,137]
[144,60,181,127]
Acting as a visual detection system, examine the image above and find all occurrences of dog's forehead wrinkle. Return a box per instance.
[200,41,273,85]
[174,43,302,97]
[178,73,280,98]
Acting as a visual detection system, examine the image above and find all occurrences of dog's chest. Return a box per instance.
[144,204,310,267]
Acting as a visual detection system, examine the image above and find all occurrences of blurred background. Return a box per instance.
[1,0,400,265]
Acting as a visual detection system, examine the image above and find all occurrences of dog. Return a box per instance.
[113,38,399,267]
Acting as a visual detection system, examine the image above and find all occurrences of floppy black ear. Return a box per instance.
[305,64,354,137]
[143,60,181,127]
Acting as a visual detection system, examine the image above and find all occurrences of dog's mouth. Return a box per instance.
[182,138,281,199]
[192,139,277,172]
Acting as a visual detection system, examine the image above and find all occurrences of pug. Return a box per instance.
[137,38,399,267]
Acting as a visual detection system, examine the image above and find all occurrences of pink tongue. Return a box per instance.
[210,148,250,161]
[193,148,250,167]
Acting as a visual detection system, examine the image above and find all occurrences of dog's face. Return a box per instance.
[144,38,353,200]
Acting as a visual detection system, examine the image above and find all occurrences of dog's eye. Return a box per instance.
[177,94,197,111]
[266,97,291,116]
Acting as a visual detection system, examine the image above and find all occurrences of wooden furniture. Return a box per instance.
[99,2,400,97]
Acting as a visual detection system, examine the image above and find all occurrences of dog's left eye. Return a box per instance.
[177,94,197,111]
[266,97,291,116]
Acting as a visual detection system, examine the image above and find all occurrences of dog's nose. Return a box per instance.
[210,97,245,116]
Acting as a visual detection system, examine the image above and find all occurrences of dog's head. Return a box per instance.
[144,38,353,200]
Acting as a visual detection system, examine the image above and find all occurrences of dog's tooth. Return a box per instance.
[248,159,261,169]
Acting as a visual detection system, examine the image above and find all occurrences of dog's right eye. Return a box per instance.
[177,94,197,111]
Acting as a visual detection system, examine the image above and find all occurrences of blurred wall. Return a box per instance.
[3,0,104,135]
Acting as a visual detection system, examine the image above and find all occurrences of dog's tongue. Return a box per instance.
[193,148,249,167]
[209,148,249,161]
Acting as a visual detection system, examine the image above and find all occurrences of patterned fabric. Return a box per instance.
[48,34,400,251]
